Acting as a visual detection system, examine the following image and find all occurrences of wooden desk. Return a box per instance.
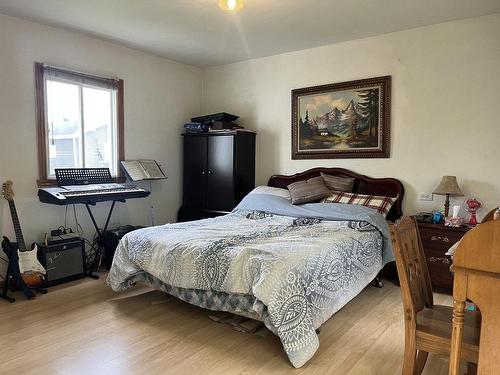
[449,221,500,375]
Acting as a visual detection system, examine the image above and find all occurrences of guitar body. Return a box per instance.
[18,244,46,287]
[20,273,44,288]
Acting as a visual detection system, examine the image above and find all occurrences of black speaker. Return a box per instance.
[100,225,143,270]
[37,238,86,286]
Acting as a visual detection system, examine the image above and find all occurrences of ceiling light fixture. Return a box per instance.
[218,0,244,11]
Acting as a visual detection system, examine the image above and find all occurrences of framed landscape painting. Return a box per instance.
[291,76,391,159]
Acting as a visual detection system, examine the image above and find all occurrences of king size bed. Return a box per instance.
[107,167,404,368]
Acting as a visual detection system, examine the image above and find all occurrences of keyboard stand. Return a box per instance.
[84,199,125,279]
[44,169,150,278]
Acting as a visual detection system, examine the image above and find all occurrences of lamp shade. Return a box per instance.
[433,176,464,196]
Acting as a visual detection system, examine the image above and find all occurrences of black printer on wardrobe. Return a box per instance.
[178,131,256,222]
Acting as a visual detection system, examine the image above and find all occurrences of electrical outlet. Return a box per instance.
[419,193,433,201]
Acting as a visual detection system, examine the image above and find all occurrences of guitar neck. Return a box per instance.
[8,200,27,251]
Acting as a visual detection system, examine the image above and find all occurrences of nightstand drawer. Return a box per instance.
[420,228,463,249]
[415,220,470,293]
[424,247,454,290]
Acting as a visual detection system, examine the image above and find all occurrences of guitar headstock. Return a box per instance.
[2,181,14,201]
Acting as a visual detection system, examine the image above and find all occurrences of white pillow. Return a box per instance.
[249,186,291,201]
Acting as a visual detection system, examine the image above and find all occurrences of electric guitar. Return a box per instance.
[2,181,46,288]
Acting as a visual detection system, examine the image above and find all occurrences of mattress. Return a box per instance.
[107,193,393,367]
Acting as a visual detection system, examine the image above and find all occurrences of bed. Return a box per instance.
[107,167,404,368]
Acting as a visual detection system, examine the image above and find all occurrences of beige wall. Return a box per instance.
[0,14,202,276]
[203,14,500,218]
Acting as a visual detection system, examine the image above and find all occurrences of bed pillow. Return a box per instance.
[320,172,355,192]
[321,191,397,217]
[287,176,331,204]
[249,186,291,201]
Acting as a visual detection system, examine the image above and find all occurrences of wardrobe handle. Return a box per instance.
[201,171,206,175]
[208,170,213,175]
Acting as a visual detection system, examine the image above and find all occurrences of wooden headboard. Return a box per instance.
[267,167,404,222]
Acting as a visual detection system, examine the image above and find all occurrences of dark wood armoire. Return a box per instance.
[178,131,256,222]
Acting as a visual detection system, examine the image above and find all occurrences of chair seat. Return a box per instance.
[416,304,480,363]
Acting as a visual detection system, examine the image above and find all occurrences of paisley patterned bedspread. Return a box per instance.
[107,194,393,368]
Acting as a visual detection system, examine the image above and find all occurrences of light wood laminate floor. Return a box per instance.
[0,275,456,375]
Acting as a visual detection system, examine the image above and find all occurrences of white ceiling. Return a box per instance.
[1,0,499,67]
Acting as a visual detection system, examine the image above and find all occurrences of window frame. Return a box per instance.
[35,62,125,186]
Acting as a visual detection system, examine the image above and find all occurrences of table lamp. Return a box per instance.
[433,176,464,217]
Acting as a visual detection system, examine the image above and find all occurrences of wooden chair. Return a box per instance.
[390,217,480,375]
[480,207,498,223]
[449,221,500,375]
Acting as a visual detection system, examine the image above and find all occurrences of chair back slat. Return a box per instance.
[391,217,434,317]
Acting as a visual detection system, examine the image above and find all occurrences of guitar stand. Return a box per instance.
[84,199,125,278]
[1,279,16,303]
[27,285,48,297]
[1,237,48,302]
[1,267,47,303]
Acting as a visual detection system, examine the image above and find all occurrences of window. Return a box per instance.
[35,63,124,185]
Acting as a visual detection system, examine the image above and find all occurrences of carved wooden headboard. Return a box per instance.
[267,167,405,222]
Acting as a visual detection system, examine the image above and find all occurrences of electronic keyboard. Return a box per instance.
[38,183,150,205]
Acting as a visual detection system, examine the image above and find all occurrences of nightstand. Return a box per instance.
[416,221,471,293]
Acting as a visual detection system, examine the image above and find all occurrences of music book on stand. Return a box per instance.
[120,160,166,181]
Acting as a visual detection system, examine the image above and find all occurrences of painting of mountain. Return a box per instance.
[292,76,391,159]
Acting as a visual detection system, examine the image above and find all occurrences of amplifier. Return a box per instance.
[37,238,86,287]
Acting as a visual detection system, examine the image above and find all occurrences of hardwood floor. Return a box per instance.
[0,275,456,375]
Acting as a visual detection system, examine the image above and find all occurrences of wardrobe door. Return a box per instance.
[207,135,234,211]
[234,132,256,204]
[182,135,208,209]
